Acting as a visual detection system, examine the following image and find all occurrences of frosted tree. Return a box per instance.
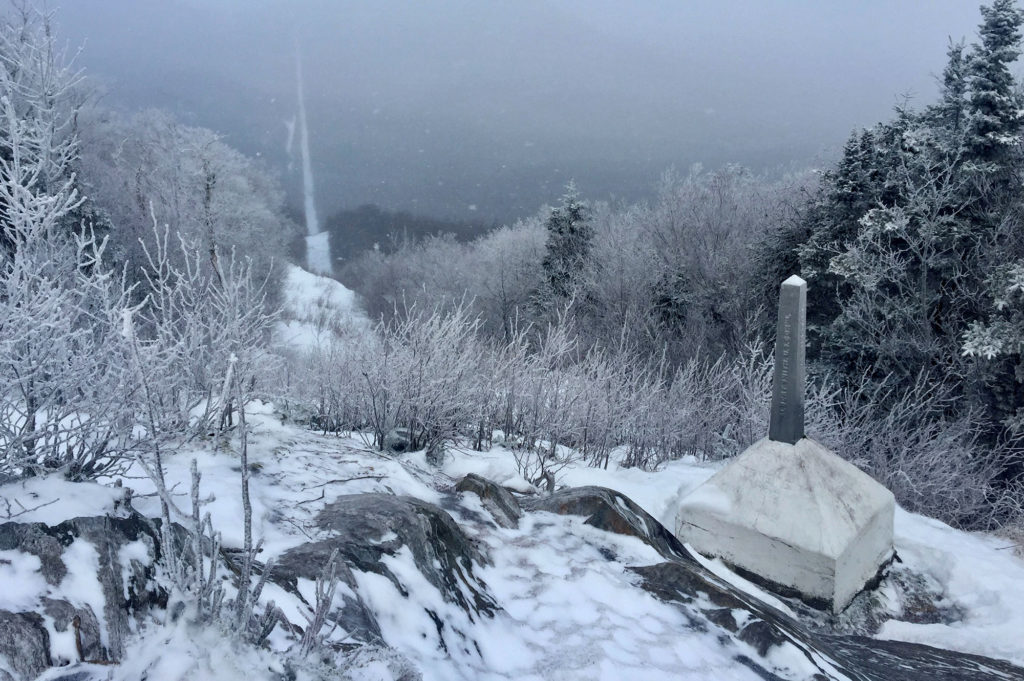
[966,0,1024,163]
[76,109,299,290]
[936,39,969,141]
[538,181,592,305]
[0,7,137,479]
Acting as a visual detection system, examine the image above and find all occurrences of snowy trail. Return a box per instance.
[460,512,766,681]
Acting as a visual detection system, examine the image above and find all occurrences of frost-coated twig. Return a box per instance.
[233,354,254,628]
[0,496,57,520]
[299,548,340,657]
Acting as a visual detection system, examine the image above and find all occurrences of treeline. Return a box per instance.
[341,167,806,359]
[323,203,487,267]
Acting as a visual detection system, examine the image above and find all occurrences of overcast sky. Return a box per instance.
[54,1,990,223]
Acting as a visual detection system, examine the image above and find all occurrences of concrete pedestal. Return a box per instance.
[675,437,894,613]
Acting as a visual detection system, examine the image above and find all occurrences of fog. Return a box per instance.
[55,1,984,223]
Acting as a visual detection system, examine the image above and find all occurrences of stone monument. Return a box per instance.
[674,275,895,613]
[768,275,806,445]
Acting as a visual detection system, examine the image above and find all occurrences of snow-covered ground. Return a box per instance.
[273,264,369,351]
[4,266,1024,680]
[7,418,1024,678]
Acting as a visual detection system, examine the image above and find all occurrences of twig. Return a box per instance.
[306,475,385,490]
[280,517,314,540]
[296,490,325,506]
[1,497,58,520]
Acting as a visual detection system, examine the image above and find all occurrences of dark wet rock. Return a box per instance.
[0,611,50,681]
[0,512,166,664]
[275,494,499,649]
[523,485,691,562]
[737,619,787,658]
[41,599,103,664]
[455,474,522,529]
[819,636,1024,681]
[704,607,741,633]
[273,544,382,647]
[0,523,66,584]
[315,494,496,617]
[633,553,1024,680]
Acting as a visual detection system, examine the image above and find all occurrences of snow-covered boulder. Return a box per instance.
[675,437,895,613]
[455,474,522,529]
[0,510,166,679]
[273,493,499,657]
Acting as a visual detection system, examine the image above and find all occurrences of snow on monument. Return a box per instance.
[675,275,895,613]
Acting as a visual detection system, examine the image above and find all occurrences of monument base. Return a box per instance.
[675,437,894,613]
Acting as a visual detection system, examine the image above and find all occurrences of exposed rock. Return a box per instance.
[536,485,1024,681]
[0,512,166,665]
[274,544,382,647]
[523,485,690,561]
[0,610,50,681]
[40,599,103,664]
[316,494,496,617]
[455,474,522,529]
[737,619,787,658]
[817,636,1024,681]
[0,524,67,585]
[275,494,499,650]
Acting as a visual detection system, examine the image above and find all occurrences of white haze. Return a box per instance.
[55,0,987,222]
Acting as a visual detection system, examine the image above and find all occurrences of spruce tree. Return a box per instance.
[966,0,1024,163]
[935,39,969,141]
[540,181,592,302]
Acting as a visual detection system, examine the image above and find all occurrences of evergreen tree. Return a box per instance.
[966,0,1024,163]
[749,0,1024,444]
[540,181,592,302]
[934,39,969,142]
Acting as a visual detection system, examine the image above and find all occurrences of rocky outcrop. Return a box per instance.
[0,611,50,681]
[2,480,1022,681]
[537,485,1024,681]
[524,485,691,561]
[0,511,166,677]
[274,493,498,651]
[455,473,522,529]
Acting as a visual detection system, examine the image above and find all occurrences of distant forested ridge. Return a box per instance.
[322,203,488,266]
